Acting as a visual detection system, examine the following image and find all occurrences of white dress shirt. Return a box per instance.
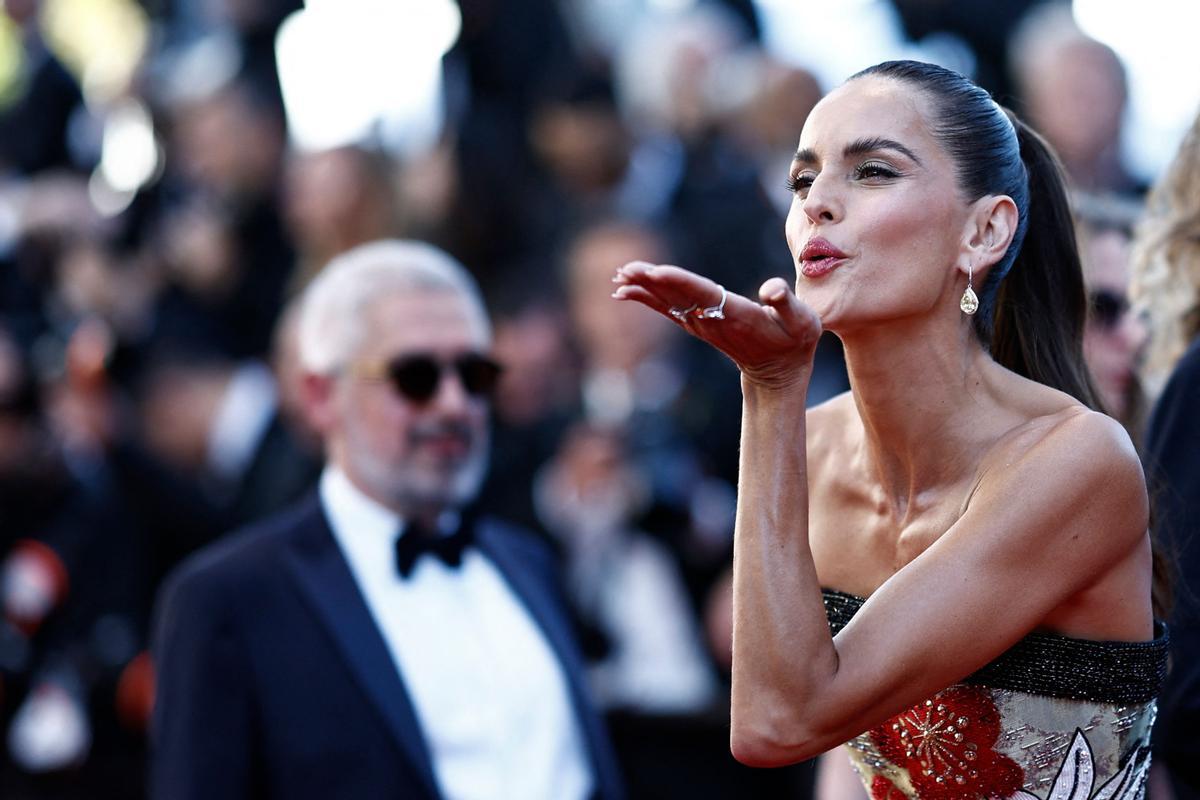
[320,468,594,800]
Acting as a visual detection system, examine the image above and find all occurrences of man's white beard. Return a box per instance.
[343,432,490,515]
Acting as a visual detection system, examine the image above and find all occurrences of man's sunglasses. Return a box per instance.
[355,353,503,404]
[1088,289,1130,331]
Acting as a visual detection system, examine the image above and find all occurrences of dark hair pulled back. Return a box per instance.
[850,60,1102,410]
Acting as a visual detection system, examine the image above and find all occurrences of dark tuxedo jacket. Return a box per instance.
[150,493,624,799]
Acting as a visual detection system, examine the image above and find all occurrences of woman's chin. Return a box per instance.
[793,286,834,323]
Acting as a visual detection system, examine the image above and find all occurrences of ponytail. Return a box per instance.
[988,117,1104,411]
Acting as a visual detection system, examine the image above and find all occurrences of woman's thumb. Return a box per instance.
[758,278,821,346]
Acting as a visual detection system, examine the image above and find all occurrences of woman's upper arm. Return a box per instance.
[806,409,1148,749]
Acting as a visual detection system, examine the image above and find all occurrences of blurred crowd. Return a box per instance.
[0,0,1196,797]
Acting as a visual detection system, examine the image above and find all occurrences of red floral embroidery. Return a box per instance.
[872,776,907,799]
[868,685,1023,799]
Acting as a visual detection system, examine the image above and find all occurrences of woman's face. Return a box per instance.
[784,77,973,332]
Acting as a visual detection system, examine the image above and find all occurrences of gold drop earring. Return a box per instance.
[960,263,979,315]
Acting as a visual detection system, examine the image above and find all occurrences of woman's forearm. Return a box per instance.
[730,376,841,765]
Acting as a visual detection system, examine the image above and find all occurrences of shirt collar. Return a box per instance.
[320,466,402,550]
[319,466,463,542]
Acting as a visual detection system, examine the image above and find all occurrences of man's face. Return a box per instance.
[327,289,492,516]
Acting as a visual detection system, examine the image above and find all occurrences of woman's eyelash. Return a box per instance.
[785,174,813,194]
[786,162,899,194]
[854,162,899,179]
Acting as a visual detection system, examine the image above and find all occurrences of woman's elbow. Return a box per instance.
[729,716,822,767]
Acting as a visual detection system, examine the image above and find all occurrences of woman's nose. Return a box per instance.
[802,174,840,224]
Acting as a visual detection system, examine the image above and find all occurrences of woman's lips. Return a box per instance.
[801,257,847,278]
[799,237,849,278]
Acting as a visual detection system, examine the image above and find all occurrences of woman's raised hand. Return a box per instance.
[612,261,822,389]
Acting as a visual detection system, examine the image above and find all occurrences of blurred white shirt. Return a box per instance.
[321,467,593,800]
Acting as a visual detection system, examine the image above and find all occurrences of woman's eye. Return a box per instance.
[785,172,815,195]
[854,162,899,180]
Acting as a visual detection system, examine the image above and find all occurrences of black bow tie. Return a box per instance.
[394,516,475,579]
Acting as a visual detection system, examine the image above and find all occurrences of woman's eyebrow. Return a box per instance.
[844,136,923,165]
[793,146,818,166]
[792,137,924,167]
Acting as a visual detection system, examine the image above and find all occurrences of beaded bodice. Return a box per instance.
[823,590,1168,800]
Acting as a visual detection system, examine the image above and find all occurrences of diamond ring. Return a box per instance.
[695,286,727,320]
[669,304,698,322]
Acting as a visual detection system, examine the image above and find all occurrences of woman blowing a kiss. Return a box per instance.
[613,60,1165,800]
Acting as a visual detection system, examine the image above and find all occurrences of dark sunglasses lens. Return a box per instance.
[386,355,501,402]
[1090,291,1126,329]
[457,355,502,396]
[389,357,440,402]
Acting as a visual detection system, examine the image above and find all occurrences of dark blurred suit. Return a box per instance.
[151,492,624,799]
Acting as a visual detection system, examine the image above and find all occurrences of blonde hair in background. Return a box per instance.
[1130,106,1200,397]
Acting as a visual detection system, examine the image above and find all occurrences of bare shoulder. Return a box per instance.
[993,403,1140,482]
[977,402,1148,547]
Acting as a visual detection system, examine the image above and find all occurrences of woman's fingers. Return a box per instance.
[611,283,674,318]
[615,264,762,335]
[758,278,823,348]
[614,261,731,327]
[615,262,721,310]
[613,262,822,377]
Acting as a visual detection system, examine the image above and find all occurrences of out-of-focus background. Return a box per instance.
[0,0,1194,797]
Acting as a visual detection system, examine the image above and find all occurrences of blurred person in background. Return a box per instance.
[438,0,582,278]
[1008,3,1143,195]
[0,167,315,797]
[479,286,579,531]
[524,69,638,252]
[153,0,299,108]
[1131,105,1200,800]
[533,424,813,799]
[887,0,1046,101]
[1074,192,1149,443]
[147,75,293,359]
[533,421,716,715]
[565,218,740,610]
[612,6,791,298]
[0,320,155,798]
[2,172,112,347]
[133,342,320,532]
[282,144,403,293]
[558,0,761,63]
[0,323,93,783]
[151,240,624,800]
[715,53,823,221]
[0,0,89,177]
[0,149,147,781]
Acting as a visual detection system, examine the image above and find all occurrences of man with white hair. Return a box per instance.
[150,240,624,800]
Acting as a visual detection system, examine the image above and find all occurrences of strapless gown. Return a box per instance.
[823,590,1168,800]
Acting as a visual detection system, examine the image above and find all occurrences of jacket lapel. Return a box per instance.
[473,520,586,678]
[474,520,624,799]
[281,499,440,798]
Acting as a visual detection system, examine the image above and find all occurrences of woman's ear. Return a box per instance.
[964,194,1019,273]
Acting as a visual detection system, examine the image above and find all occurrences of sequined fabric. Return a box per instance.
[823,590,1167,800]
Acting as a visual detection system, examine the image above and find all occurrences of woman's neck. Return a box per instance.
[837,316,1008,520]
